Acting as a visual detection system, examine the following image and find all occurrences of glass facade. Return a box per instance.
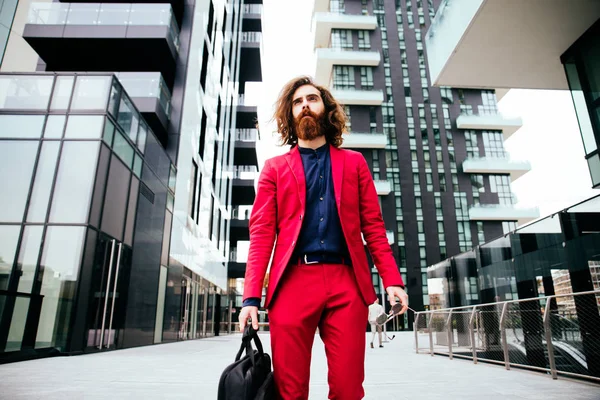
[562,19,600,188]
[0,0,258,361]
[427,194,600,375]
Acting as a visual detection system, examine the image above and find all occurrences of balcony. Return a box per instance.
[229,207,251,246]
[341,132,387,149]
[236,95,259,135]
[115,72,171,138]
[331,88,384,106]
[239,32,262,84]
[315,48,380,85]
[469,204,540,225]
[313,0,329,14]
[228,249,247,279]
[312,12,377,49]
[234,129,259,168]
[425,0,600,90]
[231,166,257,206]
[242,4,262,32]
[59,0,185,26]
[462,156,532,182]
[23,3,180,87]
[374,180,391,196]
[456,112,523,140]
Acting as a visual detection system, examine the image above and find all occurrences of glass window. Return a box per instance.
[70,76,111,111]
[101,156,130,241]
[137,120,148,154]
[35,226,86,350]
[50,76,74,110]
[117,95,140,142]
[133,153,143,177]
[64,115,104,139]
[107,80,121,118]
[0,141,39,222]
[103,118,115,146]
[331,29,352,49]
[27,141,60,223]
[49,141,99,223]
[168,164,177,192]
[15,226,44,293]
[357,30,370,49]
[332,66,354,89]
[0,115,45,138]
[0,75,53,110]
[113,130,134,167]
[0,225,21,291]
[564,63,597,154]
[44,115,66,138]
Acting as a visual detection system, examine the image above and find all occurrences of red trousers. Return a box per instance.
[268,262,368,400]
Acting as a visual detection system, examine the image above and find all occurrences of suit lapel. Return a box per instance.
[329,144,344,211]
[285,146,306,211]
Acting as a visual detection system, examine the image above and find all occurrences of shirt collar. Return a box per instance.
[298,143,328,155]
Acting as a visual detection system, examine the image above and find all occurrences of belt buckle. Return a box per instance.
[304,254,319,265]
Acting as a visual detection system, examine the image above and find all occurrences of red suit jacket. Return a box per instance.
[243,144,404,308]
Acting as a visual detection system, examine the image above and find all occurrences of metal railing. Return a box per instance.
[414,290,600,382]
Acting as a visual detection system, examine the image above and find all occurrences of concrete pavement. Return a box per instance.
[0,332,599,399]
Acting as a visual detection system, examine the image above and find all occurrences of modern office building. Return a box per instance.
[0,0,262,362]
[312,0,538,328]
[423,0,600,377]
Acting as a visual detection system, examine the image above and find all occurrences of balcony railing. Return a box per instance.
[27,3,180,50]
[115,72,172,115]
[243,4,262,14]
[235,129,258,141]
[241,31,262,43]
[231,207,251,220]
[414,290,600,383]
[230,165,258,180]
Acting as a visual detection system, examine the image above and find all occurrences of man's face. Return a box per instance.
[292,85,326,141]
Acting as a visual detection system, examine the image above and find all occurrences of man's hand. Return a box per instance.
[238,306,259,332]
[386,286,408,315]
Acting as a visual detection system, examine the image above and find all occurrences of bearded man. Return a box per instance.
[238,76,408,400]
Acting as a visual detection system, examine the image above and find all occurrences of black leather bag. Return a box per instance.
[217,326,275,400]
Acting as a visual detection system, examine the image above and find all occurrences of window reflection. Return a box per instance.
[0,225,21,291]
[117,95,139,142]
[35,226,86,350]
[0,141,39,222]
[0,75,53,110]
[16,226,44,294]
[49,141,99,223]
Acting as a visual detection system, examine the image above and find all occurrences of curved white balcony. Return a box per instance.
[462,156,531,182]
[469,204,540,225]
[456,112,523,140]
[315,48,380,85]
[332,89,384,106]
[374,180,391,196]
[425,0,600,90]
[313,12,377,48]
[341,132,387,149]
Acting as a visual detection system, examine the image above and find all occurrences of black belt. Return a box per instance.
[296,253,352,266]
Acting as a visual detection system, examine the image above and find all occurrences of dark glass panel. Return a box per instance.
[100,156,130,241]
[0,225,21,291]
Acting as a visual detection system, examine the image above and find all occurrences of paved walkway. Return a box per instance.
[0,332,598,399]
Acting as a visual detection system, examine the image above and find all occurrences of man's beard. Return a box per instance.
[295,109,326,141]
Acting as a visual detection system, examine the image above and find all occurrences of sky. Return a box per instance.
[244,0,598,224]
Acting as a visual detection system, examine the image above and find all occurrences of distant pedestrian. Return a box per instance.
[368,299,385,348]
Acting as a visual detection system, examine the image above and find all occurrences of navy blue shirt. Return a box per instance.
[243,144,349,308]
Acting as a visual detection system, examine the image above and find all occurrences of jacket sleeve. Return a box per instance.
[357,155,405,289]
[243,159,277,303]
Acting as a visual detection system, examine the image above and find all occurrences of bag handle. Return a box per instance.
[234,323,264,365]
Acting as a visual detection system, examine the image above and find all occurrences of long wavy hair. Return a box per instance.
[273,76,347,148]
